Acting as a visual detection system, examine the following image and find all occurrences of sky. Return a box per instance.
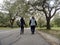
[0,0,4,9]
[0,0,9,13]
[0,0,4,4]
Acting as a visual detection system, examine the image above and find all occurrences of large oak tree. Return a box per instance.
[26,0,60,29]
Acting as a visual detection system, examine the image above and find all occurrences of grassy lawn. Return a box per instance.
[0,27,20,30]
[37,27,60,39]
[52,27,60,30]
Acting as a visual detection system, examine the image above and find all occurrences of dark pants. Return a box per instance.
[31,26,35,34]
[20,26,24,34]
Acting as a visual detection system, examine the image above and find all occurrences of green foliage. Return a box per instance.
[50,22,54,27]
[0,13,10,27]
[25,21,29,27]
[37,17,46,27]
[54,18,60,27]
[16,20,20,27]
[13,21,19,28]
[52,13,60,27]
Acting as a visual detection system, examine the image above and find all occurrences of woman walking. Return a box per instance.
[20,17,25,34]
[29,16,37,34]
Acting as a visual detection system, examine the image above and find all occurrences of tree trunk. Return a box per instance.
[46,18,51,29]
[10,20,13,28]
[10,19,14,28]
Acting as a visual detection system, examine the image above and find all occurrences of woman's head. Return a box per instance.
[32,16,35,19]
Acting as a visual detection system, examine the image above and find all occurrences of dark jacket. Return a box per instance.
[20,18,25,27]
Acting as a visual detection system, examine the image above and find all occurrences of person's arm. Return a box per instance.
[23,20,25,25]
[35,20,37,26]
[29,20,31,26]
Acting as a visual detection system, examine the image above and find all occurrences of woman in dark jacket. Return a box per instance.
[20,17,25,34]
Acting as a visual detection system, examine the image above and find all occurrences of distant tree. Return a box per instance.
[3,0,29,28]
[3,0,16,28]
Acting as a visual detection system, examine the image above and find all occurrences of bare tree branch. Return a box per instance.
[35,8,43,11]
[51,8,60,18]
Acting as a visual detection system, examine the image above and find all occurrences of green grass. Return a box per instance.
[0,27,20,30]
[52,27,60,30]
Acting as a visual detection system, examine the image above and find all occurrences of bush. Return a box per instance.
[54,18,60,27]
[37,18,46,28]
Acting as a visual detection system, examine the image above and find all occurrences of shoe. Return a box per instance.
[31,32,34,34]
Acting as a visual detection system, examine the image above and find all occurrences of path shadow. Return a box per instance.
[0,33,13,40]
[0,33,13,45]
[9,34,21,45]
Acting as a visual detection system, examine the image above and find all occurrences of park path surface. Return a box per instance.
[0,28,50,45]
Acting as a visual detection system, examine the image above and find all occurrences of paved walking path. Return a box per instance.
[0,28,50,45]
